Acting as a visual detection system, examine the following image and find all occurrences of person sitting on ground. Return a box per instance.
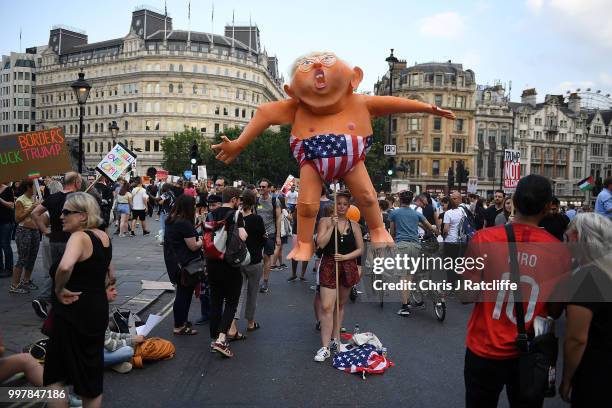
[103,275,145,373]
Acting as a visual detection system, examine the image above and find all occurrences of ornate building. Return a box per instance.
[509,89,589,204]
[34,6,285,174]
[375,60,476,194]
[474,84,514,196]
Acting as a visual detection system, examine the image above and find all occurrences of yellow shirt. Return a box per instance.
[16,194,35,227]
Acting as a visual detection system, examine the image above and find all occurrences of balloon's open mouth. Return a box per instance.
[314,69,326,89]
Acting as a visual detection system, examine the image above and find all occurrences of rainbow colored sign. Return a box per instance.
[96,143,137,181]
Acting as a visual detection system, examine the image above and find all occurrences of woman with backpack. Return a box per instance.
[206,187,247,358]
[163,194,203,336]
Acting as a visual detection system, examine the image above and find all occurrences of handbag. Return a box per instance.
[505,224,558,404]
[224,210,250,267]
[179,256,205,287]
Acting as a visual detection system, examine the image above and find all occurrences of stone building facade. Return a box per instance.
[474,84,514,196]
[375,60,476,194]
[34,7,284,174]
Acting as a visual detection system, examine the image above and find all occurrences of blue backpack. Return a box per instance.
[457,206,477,244]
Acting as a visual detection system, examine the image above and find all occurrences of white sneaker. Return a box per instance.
[314,346,331,362]
[111,362,133,373]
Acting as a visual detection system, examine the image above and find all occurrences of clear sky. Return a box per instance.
[1,0,610,103]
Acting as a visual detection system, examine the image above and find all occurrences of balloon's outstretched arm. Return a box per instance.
[365,95,456,120]
[212,99,297,164]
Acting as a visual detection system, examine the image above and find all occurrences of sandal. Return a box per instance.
[227,332,247,341]
[212,341,233,358]
[174,325,198,335]
[247,322,260,332]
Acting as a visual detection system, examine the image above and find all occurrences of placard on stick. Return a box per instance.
[96,143,137,182]
[0,127,72,183]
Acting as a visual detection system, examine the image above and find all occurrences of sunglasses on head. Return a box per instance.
[61,209,82,216]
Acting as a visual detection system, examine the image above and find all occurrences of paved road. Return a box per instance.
[104,256,567,408]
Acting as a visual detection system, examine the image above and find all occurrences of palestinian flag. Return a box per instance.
[28,172,41,180]
[578,176,594,191]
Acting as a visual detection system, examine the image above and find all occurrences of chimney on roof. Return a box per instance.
[521,88,537,107]
[568,92,581,113]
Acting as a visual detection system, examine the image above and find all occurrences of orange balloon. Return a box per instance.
[347,205,361,222]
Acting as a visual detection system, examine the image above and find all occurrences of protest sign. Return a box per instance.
[197,165,207,181]
[280,175,296,195]
[156,169,168,181]
[96,143,137,182]
[467,178,478,194]
[503,149,521,193]
[0,127,72,183]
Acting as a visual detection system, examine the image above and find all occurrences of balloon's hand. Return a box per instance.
[435,107,456,120]
[212,136,243,164]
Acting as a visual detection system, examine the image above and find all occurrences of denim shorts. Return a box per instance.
[117,203,131,215]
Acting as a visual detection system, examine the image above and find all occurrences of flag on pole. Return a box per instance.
[248,15,252,54]
[187,0,191,44]
[231,10,235,48]
[188,1,191,19]
[578,176,595,191]
[164,0,168,41]
[211,2,215,48]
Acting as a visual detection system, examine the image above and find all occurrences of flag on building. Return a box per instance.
[578,176,595,191]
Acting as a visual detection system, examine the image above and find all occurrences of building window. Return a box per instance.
[455,96,465,109]
[455,118,464,132]
[410,138,420,152]
[145,140,150,151]
[169,84,174,93]
[477,128,484,144]
[215,106,220,115]
[124,121,128,131]
[434,74,443,86]
[434,94,442,107]
[223,107,228,116]
[535,117,542,126]
[608,144,612,158]
[145,120,151,131]
[591,143,603,156]
[154,140,160,151]
[391,118,397,132]
[593,125,602,135]
[452,138,465,153]
[408,118,420,131]
[432,160,440,176]
[573,167,582,179]
[433,137,441,152]
[169,64,174,71]
[433,117,441,131]
[214,123,220,133]
[500,129,509,146]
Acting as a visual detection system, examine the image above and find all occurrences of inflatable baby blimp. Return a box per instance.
[212,52,455,260]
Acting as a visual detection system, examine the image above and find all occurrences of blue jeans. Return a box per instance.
[103,346,134,367]
[0,222,14,271]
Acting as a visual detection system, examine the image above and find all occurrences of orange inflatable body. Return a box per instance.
[213,52,455,260]
[347,205,361,222]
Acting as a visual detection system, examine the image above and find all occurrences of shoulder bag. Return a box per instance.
[505,224,558,404]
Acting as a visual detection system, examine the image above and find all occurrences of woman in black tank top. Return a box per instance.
[312,191,364,362]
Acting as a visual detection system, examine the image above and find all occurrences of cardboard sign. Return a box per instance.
[156,169,168,181]
[141,175,151,185]
[96,143,137,182]
[183,170,192,180]
[503,149,521,193]
[280,175,296,195]
[467,177,478,194]
[197,165,207,181]
[0,127,72,183]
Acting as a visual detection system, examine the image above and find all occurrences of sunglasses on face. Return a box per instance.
[61,209,82,216]
[297,54,337,72]
[259,185,268,189]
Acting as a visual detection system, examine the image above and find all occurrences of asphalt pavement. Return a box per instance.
[0,218,568,407]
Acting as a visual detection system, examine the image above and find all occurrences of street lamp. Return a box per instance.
[70,70,91,173]
[584,124,591,205]
[109,121,119,145]
[385,49,399,146]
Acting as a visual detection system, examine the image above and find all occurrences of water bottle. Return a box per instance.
[354,323,360,335]
[381,347,388,358]
[545,366,556,397]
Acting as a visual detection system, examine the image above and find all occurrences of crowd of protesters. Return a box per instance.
[0,171,610,407]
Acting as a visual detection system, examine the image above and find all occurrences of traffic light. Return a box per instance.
[447,167,455,190]
[190,141,198,166]
[455,161,464,185]
[387,157,396,177]
[462,168,469,184]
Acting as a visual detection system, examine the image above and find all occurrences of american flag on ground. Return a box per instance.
[290,134,373,182]
[332,344,393,375]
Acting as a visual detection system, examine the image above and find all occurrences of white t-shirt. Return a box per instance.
[286,191,298,205]
[443,208,464,243]
[409,204,425,237]
[130,186,149,210]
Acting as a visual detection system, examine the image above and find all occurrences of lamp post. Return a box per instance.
[70,70,91,174]
[584,124,591,206]
[385,49,399,146]
[109,120,119,145]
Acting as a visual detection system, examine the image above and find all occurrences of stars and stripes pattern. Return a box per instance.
[332,344,394,375]
[290,134,374,182]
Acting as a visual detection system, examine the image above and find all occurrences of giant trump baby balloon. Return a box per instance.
[212,52,455,260]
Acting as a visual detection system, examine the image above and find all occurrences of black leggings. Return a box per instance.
[208,261,243,339]
[173,282,195,329]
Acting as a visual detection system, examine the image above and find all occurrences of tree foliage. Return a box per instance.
[162,118,387,188]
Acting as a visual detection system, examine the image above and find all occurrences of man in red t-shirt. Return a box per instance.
[460,175,571,408]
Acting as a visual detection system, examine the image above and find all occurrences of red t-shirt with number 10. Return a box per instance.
[463,223,571,359]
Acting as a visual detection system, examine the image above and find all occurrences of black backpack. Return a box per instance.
[224,210,251,267]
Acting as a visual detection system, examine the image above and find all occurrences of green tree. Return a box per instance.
[364,117,388,191]
[160,128,202,175]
